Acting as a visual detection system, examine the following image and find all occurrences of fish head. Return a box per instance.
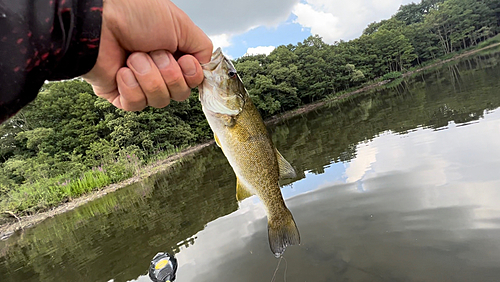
[199,48,246,116]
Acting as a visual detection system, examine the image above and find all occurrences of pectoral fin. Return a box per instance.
[275,149,296,179]
[236,177,254,202]
[214,133,221,148]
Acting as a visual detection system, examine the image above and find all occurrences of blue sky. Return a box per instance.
[173,0,416,59]
[223,14,312,58]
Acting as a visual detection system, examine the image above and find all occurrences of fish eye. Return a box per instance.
[228,71,237,78]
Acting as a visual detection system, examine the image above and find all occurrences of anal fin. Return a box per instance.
[236,177,254,202]
[275,149,297,179]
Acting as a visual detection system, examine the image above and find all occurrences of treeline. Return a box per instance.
[0,0,499,214]
[235,0,500,117]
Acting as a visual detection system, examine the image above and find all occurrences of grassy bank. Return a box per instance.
[0,142,211,239]
[407,33,500,71]
[0,146,185,220]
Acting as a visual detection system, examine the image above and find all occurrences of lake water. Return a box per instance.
[1,49,500,282]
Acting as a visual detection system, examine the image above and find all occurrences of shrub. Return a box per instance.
[382,71,403,80]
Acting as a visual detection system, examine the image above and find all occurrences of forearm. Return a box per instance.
[0,0,103,123]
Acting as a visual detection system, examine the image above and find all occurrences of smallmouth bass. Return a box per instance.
[199,48,300,257]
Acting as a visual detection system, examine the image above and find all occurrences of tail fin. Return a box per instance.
[268,210,300,258]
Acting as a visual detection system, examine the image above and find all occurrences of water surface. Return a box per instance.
[1,50,500,282]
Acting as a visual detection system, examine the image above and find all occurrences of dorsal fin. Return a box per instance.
[275,149,296,179]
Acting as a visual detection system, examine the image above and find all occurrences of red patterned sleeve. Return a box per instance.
[0,0,103,123]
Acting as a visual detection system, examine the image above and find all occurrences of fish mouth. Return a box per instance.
[201,47,225,71]
[198,48,243,116]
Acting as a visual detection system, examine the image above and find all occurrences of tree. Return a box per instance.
[345,64,365,82]
[425,0,496,53]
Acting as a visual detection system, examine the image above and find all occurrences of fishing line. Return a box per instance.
[283,256,288,282]
[270,256,282,282]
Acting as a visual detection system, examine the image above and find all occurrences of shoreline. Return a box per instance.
[1,42,499,241]
[266,42,500,124]
[0,142,213,240]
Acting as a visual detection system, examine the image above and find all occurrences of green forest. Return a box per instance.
[1,0,499,215]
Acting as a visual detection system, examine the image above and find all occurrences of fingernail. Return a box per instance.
[122,69,138,87]
[151,50,170,69]
[130,53,151,74]
[181,59,197,76]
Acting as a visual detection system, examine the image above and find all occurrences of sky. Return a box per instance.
[172,0,417,58]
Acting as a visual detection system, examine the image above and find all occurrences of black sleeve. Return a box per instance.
[0,0,103,123]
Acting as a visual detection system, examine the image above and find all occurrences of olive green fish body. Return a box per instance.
[200,48,300,257]
[206,97,281,209]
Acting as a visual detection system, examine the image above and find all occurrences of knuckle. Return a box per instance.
[165,72,185,86]
[142,78,165,94]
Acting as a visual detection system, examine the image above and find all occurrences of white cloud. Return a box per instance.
[209,34,232,49]
[172,0,300,36]
[292,3,342,44]
[171,0,415,55]
[171,0,299,54]
[245,46,276,56]
[345,143,378,183]
[293,0,415,43]
[208,34,235,59]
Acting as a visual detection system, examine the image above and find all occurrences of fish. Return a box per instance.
[198,48,300,257]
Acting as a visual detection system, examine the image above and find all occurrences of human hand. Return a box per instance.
[82,0,213,111]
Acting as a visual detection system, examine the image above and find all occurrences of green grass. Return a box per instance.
[0,146,188,216]
[145,145,188,166]
[67,170,112,197]
[477,34,500,48]
[1,171,111,215]
[0,157,139,216]
[384,78,404,89]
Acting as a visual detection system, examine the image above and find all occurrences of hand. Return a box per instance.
[82,0,213,111]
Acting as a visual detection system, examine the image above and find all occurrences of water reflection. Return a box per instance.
[0,147,239,282]
[165,110,500,282]
[1,49,500,281]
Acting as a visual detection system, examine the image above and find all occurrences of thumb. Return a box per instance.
[82,27,126,97]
